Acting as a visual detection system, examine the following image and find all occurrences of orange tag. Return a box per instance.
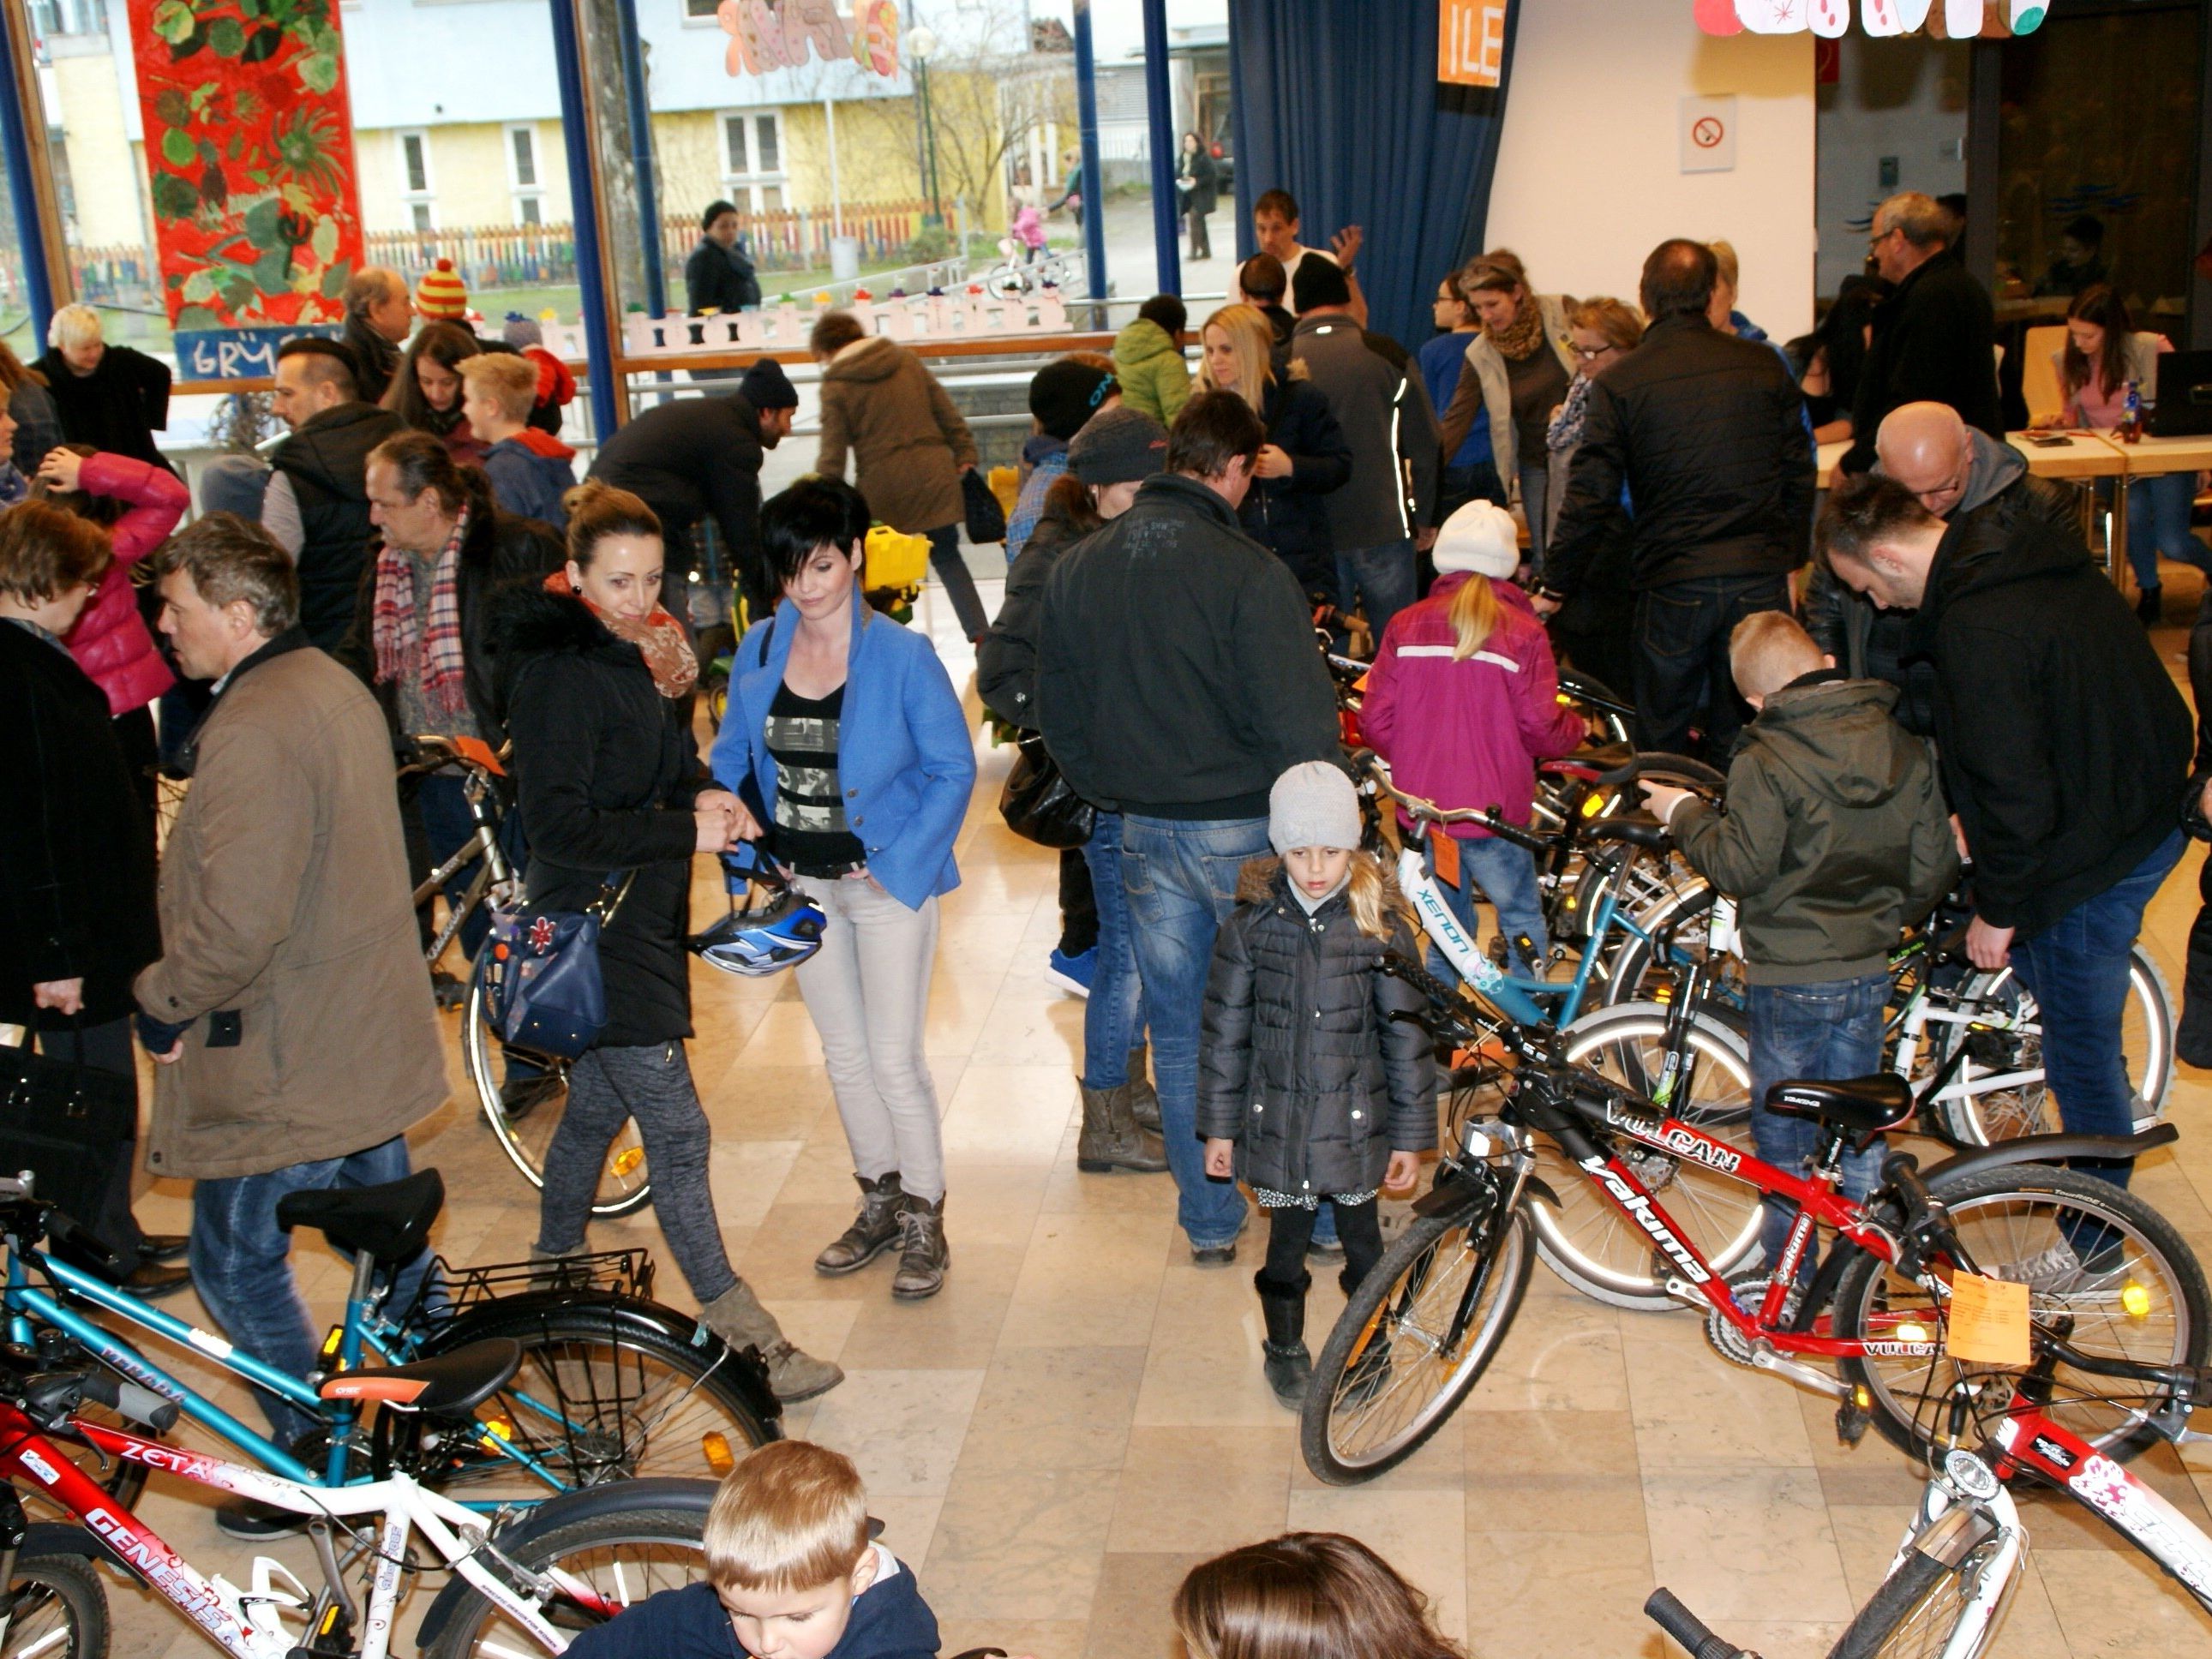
[451,734,507,776]
[1431,833,1460,889]
[1945,1272,2031,1368]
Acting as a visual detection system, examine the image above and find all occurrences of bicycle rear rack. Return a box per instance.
[406,1248,656,1327]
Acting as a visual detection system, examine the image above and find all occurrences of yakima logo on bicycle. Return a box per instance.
[1578,1155,1711,1283]
[1601,1099,1742,1175]
[2032,1435,2077,1470]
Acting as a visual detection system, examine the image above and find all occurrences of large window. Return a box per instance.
[720,111,785,213]
[508,123,543,225]
[399,130,435,230]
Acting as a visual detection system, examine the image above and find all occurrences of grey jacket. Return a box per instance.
[1290,314,1441,549]
[1439,292,1577,494]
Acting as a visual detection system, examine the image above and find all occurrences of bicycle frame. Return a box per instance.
[413,764,517,968]
[1993,1402,2212,1606]
[0,1405,602,1659]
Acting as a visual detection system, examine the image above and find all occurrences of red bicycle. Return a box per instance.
[1300,955,2209,1484]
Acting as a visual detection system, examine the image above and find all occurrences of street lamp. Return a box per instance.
[908,23,944,228]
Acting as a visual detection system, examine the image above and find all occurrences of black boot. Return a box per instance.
[2181,876,2212,1069]
[2138,583,2164,626]
[815,1172,905,1276]
[1256,1271,1312,1410]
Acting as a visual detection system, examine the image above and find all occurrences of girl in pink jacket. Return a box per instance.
[1359,500,1585,977]
[43,446,189,800]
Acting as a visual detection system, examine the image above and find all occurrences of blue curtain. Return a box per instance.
[1228,0,1522,348]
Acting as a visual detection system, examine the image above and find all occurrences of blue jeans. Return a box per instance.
[2123,472,2209,590]
[1078,812,1145,1091]
[1747,973,1890,1274]
[1430,835,1547,981]
[1335,539,1417,645]
[2008,830,2184,1187]
[1633,573,1792,758]
[190,1135,435,1446]
[1120,814,1262,1248]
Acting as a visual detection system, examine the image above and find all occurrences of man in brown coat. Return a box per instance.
[135,514,447,1467]
[810,309,990,640]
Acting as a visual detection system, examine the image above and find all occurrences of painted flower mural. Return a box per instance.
[127,0,365,333]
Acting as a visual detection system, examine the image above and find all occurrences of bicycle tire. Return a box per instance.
[410,1303,776,1494]
[425,1504,710,1659]
[0,1548,108,1659]
[463,968,651,1219]
[1923,948,2174,1146]
[1300,1205,1532,1485]
[1527,1006,1763,1311]
[1597,877,1749,1013]
[1834,1163,2212,1463]
[1825,1536,2006,1659]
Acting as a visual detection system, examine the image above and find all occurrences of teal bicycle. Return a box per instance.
[5,1169,777,1513]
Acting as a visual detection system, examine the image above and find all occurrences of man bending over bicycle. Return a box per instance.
[1640,613,1956,1280]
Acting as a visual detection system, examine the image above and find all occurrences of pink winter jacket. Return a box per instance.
[1359,573,1586,838]
[61,452,187,716]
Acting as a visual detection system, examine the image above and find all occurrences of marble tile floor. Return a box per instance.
[88,574,2212,1658]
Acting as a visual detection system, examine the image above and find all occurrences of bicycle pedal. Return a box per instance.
[1836,1394,1872,1447]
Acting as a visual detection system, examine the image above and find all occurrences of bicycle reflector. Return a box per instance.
[703,1432,736,1475]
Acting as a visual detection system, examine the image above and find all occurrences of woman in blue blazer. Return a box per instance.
[710,479,976,1300]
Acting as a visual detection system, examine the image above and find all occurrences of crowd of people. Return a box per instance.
[0,175,2206,1647]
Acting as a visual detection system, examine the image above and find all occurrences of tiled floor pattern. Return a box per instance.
[96,570,2212,1657]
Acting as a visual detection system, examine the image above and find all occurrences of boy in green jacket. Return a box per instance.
[1640,612,1957,1279]
[1112,295,1193,427]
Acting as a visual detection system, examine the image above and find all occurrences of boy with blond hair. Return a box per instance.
[1640,611,1957,1279]
[564,1440,939,1659]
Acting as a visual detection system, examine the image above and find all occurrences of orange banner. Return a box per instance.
[1440,0,1508,87]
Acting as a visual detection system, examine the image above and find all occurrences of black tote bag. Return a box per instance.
[998,732,1095,850]
[0,1030,137,1251]
[962,467,1008,546]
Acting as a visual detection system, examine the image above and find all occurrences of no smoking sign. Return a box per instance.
[1681,95,1737,173]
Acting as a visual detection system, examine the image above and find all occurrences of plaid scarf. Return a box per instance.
[372,504,470,720]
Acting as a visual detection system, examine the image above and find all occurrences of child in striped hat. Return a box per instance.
[415,258,469,321]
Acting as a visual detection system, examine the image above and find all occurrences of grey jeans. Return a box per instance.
[794,875,946,1202]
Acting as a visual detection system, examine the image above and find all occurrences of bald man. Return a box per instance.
[1804,402,2076,733]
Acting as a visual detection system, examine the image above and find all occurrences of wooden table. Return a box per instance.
[2088,432,2212,593]
[1814,431,2126,489]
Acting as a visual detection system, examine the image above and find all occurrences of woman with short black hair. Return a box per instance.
[709,478,976,1300]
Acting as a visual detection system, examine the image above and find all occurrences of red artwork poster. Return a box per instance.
[124,0,365,334]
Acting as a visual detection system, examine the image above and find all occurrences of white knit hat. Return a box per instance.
[1432,500,1520,579]
[1269,761,1361,854]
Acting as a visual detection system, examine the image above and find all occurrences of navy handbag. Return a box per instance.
[479,872,636,1060]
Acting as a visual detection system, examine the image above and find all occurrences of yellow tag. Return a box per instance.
[1945,1272,2032,1368]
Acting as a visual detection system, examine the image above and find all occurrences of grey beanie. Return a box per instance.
[1068,405,1168,485]
[1269,761,1360,854]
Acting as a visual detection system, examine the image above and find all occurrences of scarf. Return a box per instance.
[1485,293,1548,363]
[372,504,470,720]
[1548,374,1597,455]
[547,571,698,700]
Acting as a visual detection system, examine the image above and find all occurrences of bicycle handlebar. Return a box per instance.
[1351,753,1555,851]
[1645,1589,1757,1659]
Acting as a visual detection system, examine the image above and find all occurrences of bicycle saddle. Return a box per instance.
[318,1338,521,1418]
[276,1170,446,1265]
[1765,1075,1914,1135]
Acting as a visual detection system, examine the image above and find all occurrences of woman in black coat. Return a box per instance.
[1196,303,1352,604]
[684,201,762,315]
[0,499,180,1290]
[488,480,838,1404]
[1178,132,1219,261]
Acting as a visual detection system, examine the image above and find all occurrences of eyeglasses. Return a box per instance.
[1571,344,1617,362]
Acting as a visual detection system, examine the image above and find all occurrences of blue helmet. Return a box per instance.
[691,850,825,977]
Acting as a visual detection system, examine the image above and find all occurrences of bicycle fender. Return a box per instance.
[413,1476,720,1650]
[1919,1123,2179,1188]
[1411,1174,1555,1219]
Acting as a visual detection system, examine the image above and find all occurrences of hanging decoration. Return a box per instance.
[125,0,364,376]
[1704,0,2049,33]
[718,0,900,78]
[1439,0,1509,87]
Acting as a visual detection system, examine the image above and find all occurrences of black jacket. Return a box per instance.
[563,1553,938,1659]
[1550,313,1813,596]
[1912,511,2191,937]
[978,504,1084,728]
[683,237,762,315]
[1238,372,1352,600]
[342,315,402,408]
[487,584,706,1048]
[271,402,407,650]
[1196,859,1435,1196]
[0,622,160,1027]
[587,393,765,591]
[1842,249,2000,473]
[35,344,172,474]
[334,506,566,743]
[1036,473,1340,819]
[1178,146,1220,215]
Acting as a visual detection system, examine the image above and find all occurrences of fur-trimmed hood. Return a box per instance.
[484,578,614,660]
[1237,853,1287,905]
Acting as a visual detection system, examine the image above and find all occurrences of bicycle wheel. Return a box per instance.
[1598,877,1747,1015]
[1527,1007,1763,1310]
[464,968,650,1219]
[426,1504,710,1659]
[1922,949,2174,1146]
[0,1549,108,1659]
[411,1304,776,1497]
[1826,1534,2009,1659]
[1834,1163,2211,1462]
[1300,1203,1532,1485]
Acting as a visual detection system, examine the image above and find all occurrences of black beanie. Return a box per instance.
[1029,359,1119,442]
[703,199,739,231]
[740,357,798,410]
[1292,254,1352,313]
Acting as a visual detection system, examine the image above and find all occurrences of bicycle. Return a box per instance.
[1298,952,2206,1484]
[0,1171,776,1514]
[0,1330,716,1659]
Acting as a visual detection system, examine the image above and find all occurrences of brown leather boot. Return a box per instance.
[890,1194,950,1300]
[1077,1084,1168,1173]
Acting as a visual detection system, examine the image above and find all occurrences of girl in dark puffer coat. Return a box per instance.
[1198,763,1436,1408]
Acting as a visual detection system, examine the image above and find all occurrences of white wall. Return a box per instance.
[1489,0,1817,342]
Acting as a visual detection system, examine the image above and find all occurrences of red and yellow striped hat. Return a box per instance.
[415,259,468,320]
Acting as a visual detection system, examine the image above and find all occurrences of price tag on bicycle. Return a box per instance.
[1707,894,1739,957]
[1945,1271,2031,1369]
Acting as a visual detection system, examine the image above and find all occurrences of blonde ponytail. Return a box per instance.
[1345,850,1412,943]
[1448,572,1500,661]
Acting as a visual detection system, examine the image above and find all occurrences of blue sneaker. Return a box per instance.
[1045,947,1096,998]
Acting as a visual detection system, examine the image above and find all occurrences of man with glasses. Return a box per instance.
[1840,191,1999,475]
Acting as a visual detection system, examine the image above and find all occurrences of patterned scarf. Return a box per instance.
[372,503,470,720]
[1485,292,1548,363]
[547,571,698,700]
[1548,374,1597,455]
